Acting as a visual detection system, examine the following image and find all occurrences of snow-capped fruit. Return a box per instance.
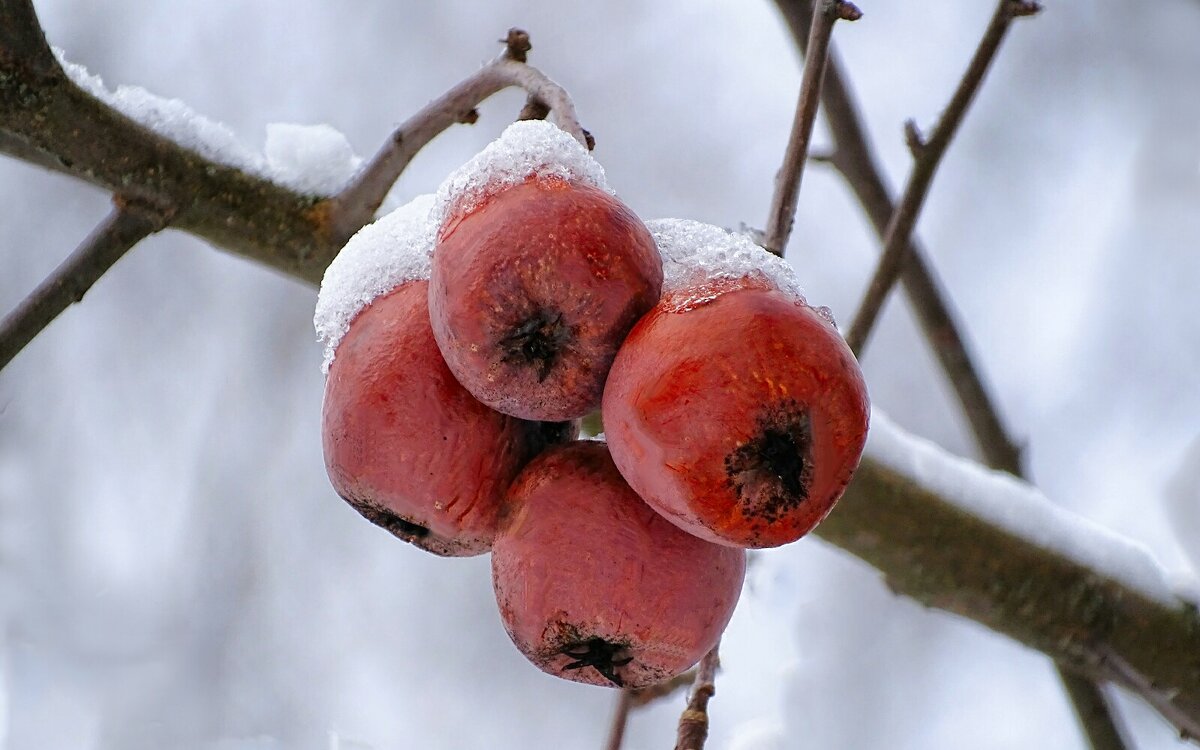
[492,441,745,688]
[429,177,663,421]
[603,274,870,548]
[322,279,574,556]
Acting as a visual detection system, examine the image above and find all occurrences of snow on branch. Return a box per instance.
[820,412,1200,733]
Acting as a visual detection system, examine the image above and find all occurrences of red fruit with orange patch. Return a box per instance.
[429,177,662,422]
[322,279,573,556]
[603,274,870,549]
[492,441,745,688]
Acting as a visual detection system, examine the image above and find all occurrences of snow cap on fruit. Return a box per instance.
[314,193,436,373]
[647,218,808,304]
[433,120,610,233]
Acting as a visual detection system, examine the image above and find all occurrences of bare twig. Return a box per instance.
[0,199,170,372]
[603,690,634,750]
[772,0,1023,483]
[674,644,721,750]
[763,0,861,256]
[1060,675,1137,750]
[327,28,589,239]
[844,0,1041,355]
[772,2,1132,746]
[1098,645,1200,742]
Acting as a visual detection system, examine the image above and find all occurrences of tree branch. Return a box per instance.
[762,0,861,256]
[772,0,1024,503]
[771,2,1134,745]
[844,0,1041,355]
[326,28,589,239]
[822,447,1200,740]
[1,10,583,285]
[674,644,721,750]
[0,199,169,371]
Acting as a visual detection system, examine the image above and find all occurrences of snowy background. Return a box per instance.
[3,0,1200,748]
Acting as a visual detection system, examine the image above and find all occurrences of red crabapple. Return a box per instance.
[428,121,662,422]
[322,279,573,555]
[492,441,745,688]
[602,220,870,549]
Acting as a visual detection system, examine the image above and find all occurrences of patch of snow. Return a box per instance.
[265,123,362,195]
[314,194,436,373]
[866,410,1189,606]
[54,48,360,196]
[645,219,809,307]
[432,120,609,231]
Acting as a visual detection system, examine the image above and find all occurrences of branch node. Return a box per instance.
[1006,1,1043,18]
[503,28,532,62]
[903,119,926,158]
[833,1,864,21]
[458,108,480,125]
[517,96,551,121]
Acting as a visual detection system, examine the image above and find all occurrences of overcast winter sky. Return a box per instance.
[2,1,1199,748]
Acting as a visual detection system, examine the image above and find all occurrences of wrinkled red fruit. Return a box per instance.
[492,441,745,688]
[603,276,870,548]
[429,177,662,422]
[322,279,574,556]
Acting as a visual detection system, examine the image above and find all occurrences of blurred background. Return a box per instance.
[2,1,1199,748]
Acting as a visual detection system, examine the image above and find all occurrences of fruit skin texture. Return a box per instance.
[322,279,573,556]
[429,177,663,422]
[492,441,745,688]
[602,276,870,549]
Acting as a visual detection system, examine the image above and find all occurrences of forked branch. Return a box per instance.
[0,199,170,371]
[844,0,1042,354]
[1,4,585,283]
[327,28,589,239]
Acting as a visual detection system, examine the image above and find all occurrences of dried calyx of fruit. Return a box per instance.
[315,194,574,556]
[492,440,745,688]
[428,120,663,422]
[603,219,870,549]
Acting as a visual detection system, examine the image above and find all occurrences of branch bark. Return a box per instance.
[0,199,169,371]
[822,452,1200,739]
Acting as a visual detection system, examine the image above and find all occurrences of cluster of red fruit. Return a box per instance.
[315,122,870,689]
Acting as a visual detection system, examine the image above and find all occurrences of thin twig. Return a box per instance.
[763,0,861,256]
[772,0,1023,481]
[328,28,588,240]
[844,0,1041,355]
[772,2,1132,747]
[0,199,170,372]
[1059,674,1137,750]
[674,644,721,750]
[603,690,634,750]
[1098,645,1200,742]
